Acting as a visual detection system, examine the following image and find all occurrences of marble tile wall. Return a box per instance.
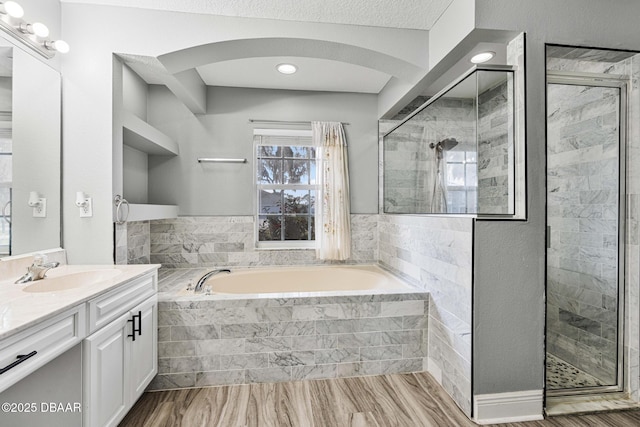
[377,214,474,416]
[149,214,378,269]
[546,82,620,383]
[151,278,429,390]
[114,220,151,265]
[546,48,640,398]
[382,98,476,214]
[477,79,512,214]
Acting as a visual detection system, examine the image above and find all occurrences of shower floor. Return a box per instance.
[546,353,605,390]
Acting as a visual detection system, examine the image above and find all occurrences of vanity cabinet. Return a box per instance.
[83,272,158,427]
[0,305,86,394]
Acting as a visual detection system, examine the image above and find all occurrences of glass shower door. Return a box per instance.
[546,78,624,393]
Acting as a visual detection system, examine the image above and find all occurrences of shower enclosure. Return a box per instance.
[382,67,516,216]
[545,45,635,401]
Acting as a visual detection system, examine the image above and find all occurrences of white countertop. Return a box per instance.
[0,264,160,340]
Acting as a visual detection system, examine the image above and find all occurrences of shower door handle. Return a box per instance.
[546,226,551,248]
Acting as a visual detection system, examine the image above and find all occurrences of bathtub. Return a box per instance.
[197,265,410,295]
[153,264,429,391]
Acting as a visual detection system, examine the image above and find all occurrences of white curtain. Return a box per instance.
[313,121,351,260]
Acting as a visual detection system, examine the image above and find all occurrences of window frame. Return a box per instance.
[254,128,318,250]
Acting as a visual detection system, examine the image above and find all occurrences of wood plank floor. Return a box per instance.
[119,372,640,427]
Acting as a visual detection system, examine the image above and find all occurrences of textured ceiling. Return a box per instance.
[61,0,455,30]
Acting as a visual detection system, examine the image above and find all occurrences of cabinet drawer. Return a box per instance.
[89,273,156,334]
[0,305,86,393]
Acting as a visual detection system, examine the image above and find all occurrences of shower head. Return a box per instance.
[438,138,459,151]
[429,138,459,152]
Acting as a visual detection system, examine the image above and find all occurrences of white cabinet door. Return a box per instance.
[129,296,157,401]
[83,312,130,427]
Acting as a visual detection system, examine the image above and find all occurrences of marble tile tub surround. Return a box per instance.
[378,214,474,416]
[151,269,429,391]
[546,47,640,401]
[148,215,378,268]
[115,220,150,265]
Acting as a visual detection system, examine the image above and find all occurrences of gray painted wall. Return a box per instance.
[473,0,640,397]
[147,85,379,215]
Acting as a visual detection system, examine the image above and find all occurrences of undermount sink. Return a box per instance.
[21,269,123,293]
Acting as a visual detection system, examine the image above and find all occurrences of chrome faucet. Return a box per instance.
[194,269,231,293]
[15,258,61,284]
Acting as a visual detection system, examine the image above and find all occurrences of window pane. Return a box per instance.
[284,146,310,158]
[309,190,316,215]
[258,215,282,241]
[466,163,477,187]
[259,146,281,158]
[284,190,310,214]
[258,159,283,184]
[259,189,282,214]
[467,190,477,212]
[309,161,317,185]
[283,160,309,184]
[447,151,465,162]
[284,216,310,240]
[448,190,465,213]
[310,216,315,240]
[466,151,477,162]
[447,164,465,186]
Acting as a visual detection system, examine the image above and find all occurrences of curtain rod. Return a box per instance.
[249,119,350,125]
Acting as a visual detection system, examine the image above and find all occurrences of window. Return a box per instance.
[445,150,477,214]
[254,129,317,248]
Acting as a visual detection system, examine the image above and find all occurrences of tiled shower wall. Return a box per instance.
[377,215,474,416]
[383,82,512,215]
[546,48,640,398]
[477,80,512,214]
[383,98,475,213]
[546,82,620,383]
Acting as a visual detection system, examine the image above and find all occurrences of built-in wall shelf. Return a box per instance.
[122,112,179,156]
[127,204,178,222]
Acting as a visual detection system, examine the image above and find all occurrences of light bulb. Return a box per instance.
[19,22,49,40]
[31,22,49,38]
[2,1,24,19]
[45,39,70,54]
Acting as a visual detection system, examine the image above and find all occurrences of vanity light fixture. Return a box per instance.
[470,51,496,64]
[0,1,23,24]
[0,1,69,59]
[27,191,46,217]
[276,63,298,75]
[75,191,93,218]
[19,21,48,41]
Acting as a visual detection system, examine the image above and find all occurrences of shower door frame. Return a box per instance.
[545,71,627,398]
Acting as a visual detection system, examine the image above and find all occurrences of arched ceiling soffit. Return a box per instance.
[157,37,425,83]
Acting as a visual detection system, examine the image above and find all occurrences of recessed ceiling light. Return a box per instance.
[276,63,297,75]
[470,51,495,64]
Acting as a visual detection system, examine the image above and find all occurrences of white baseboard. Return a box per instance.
[474,389,543,425]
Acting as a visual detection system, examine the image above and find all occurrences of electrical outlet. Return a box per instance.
[33,198,46,217]
[79,197,93,217]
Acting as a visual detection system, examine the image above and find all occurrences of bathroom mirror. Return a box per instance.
[0,41,61,256]
[383,68,515,215]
